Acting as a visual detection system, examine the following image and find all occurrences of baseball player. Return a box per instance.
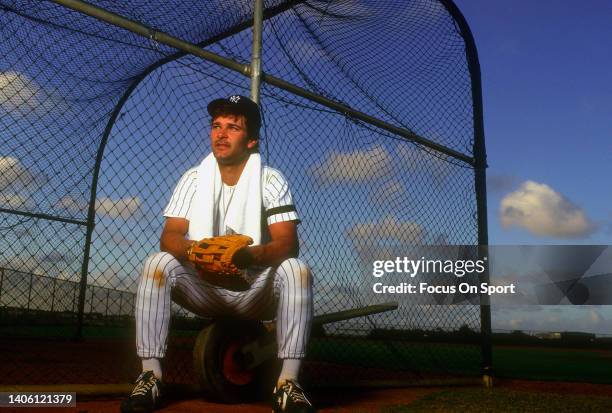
[121,95,315,413]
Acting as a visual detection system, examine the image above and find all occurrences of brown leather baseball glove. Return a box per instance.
[186,234,254,291]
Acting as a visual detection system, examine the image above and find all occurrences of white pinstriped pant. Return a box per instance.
[135,252,313,360]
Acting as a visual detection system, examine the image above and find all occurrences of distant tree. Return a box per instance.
[458,324,475,334]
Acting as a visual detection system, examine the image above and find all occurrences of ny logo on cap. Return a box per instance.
[229,95,241,103]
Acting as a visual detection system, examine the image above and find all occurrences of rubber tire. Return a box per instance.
[193,320,275,403]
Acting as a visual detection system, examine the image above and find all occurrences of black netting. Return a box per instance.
[0,0,487,387]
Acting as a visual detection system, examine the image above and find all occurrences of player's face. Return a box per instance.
[210,115,257,165]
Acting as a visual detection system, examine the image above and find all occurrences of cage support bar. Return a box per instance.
[441,0,492,386]
[311,302,398,326]
[250,0,264,104]
[0,208,88,227]
[50,0,474,165]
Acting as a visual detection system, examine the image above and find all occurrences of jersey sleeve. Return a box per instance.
[263,167,300,225]
[163,167,197,219]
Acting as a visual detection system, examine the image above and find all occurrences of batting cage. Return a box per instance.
[0,0,490,393]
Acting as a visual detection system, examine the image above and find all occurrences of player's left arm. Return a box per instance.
[234,221,299,268]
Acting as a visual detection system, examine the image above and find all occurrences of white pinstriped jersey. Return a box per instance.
[163,165,300,238]
[136,164,312,365]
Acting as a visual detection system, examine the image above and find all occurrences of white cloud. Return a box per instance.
[91,268,122,289]
[491,306,612,335]
[509,319,522,328]
[95,196,141,219]
[311,145,392,183]
[0,71,38,112]
[0,71,66,117]
[0,156,34,191]
[500,181,596,238]
[345,217,425,277]
[42,251,76,265]
[369,180,406,206]
[0,193,30,209]
[55,195,88,213]
[346,215,424,244]
[492,304,544,314]
[111,232,133,247]
[397,144,453,184]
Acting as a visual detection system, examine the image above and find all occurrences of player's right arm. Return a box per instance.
[160,217,192,261]
[161,167,197,261]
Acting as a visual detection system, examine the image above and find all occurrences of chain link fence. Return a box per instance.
[0,0,489,386]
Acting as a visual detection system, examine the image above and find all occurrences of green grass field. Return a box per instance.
[308,337,480,374]
[493,345,612,383]
[308,337,612,384]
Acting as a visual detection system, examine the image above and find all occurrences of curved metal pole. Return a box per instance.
[440,0,492,386]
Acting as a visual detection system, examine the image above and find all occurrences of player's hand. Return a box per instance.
[232,246,254,269]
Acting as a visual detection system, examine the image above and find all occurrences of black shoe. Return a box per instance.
[120,371,163,413]
[272,380,315,413]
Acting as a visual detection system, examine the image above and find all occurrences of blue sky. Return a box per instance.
[455,0,612,334]
[455,0,612,245]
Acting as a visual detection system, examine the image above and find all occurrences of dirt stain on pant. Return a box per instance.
[152,267,164,288]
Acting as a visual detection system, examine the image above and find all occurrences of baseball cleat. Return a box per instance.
[272,380,315,413]
[120,370,163,413]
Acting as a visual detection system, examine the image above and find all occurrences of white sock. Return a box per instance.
[142,358,163,381]
[278,358,301,386]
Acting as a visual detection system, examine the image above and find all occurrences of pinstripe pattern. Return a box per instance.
[163,165,299,225]
[273,258,313,358]
[135,252,313,359]
[163,168,197,218]
[262,167,300,225]
[138,160,311,364]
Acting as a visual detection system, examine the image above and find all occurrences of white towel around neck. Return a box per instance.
[188,152,262,244]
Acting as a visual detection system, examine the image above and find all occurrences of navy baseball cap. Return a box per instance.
[207,95,261,137]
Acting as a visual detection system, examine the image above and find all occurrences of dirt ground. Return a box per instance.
[0,387,441,413]
[3,380,611,413]
[3,337,612,412]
